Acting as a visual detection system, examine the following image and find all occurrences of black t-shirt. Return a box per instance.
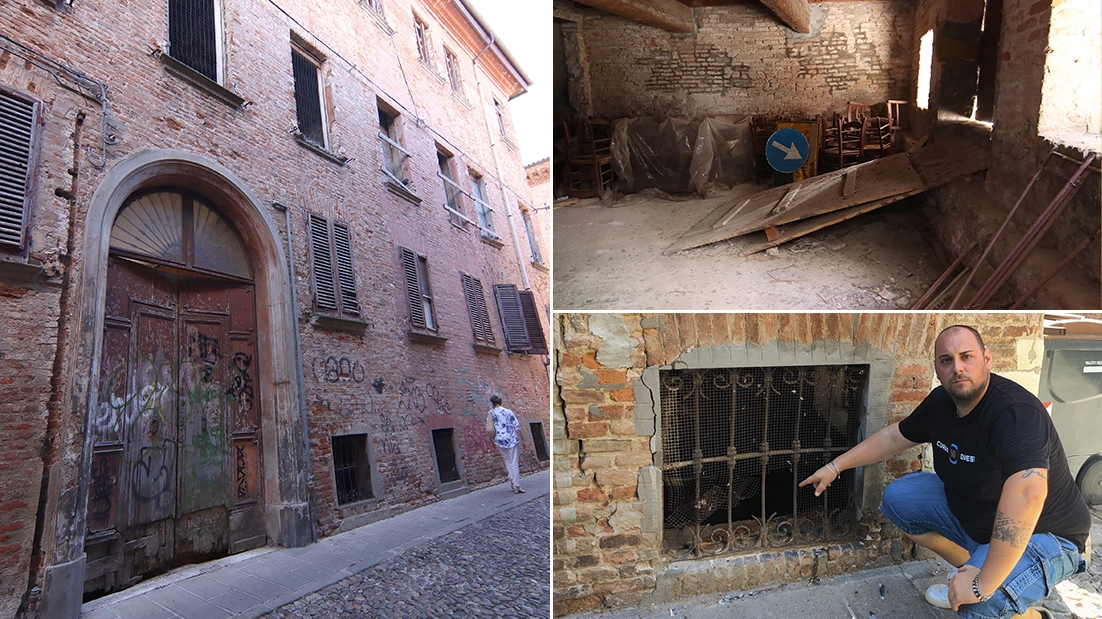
[898,373,1091,552]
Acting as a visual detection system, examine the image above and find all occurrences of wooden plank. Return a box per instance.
[843,168,857,197]
[573,0,695,32]
[758,0,811,32]
[764,226,779,242]
[908,137,989,188]
[666,153,923,254]
[737,189,924,256]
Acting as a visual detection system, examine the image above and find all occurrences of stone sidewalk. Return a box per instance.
[81,470,549,619]
[566,508,1101,619]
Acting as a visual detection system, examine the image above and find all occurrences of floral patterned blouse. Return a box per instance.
[490,406,519,449]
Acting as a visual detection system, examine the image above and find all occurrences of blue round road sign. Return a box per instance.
[765,128,809,174]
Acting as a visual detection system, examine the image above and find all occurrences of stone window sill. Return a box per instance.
[363,6,393,35]
[311,313,371,333]
[294,133,349,166]
[160,53,245,109]
[386,178,423,205]
[480,233,505,249]
[408,330,447,346]
[530,260,549,273]
[473,342,502,355]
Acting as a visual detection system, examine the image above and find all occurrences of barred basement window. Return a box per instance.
[332,434,373,505]
[530,422,549,462]
[432,428,461,484]
[0,86,42,250]
[168,0,221,82]
[444,47,463,93]
[292,45,327,148]
[461,273,495,345]
[401,247,436,331]
[660,365,866,559]
[308,213,360,317]
[493,284,548,355]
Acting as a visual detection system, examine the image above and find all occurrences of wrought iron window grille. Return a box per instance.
[660,365,867,559]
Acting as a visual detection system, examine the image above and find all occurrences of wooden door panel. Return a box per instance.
[179,319,230,514]
[127,307,177,527]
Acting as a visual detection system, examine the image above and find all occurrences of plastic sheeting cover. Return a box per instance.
[611,115,754,195]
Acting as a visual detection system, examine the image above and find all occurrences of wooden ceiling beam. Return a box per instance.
[757,0,811,32]
[573,0,696,33]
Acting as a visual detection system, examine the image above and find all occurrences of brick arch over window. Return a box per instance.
[39,150,314,618]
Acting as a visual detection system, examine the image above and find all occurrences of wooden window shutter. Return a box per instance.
[518,290,548,355]
[462,273,494,344]
[308,213,338,311]
[332,222,359,315]
[494,284,530,352]
[402,247,426,329]
[0,88,41,250]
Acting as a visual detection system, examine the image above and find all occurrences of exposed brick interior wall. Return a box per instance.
[553,313,1044,615]
[575,2,913,119]
[914,0,1100,308]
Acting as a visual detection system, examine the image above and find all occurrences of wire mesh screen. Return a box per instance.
[168,0,218,82]
[660,365,867,559]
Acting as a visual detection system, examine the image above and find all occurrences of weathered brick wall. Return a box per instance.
[577,2,913,119]
[914,0,1100,307]
[0,0,548,613]
[553,312,1044,615]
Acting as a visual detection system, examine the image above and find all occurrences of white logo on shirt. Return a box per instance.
[936,440,976,464]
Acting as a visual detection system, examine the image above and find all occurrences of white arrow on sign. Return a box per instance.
[771,140,803,160]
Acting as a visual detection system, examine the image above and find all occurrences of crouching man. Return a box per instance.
[801,325,1090,619]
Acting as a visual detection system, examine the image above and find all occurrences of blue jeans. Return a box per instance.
[880,472,1085,619]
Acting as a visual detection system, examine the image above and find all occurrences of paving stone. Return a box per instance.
[259,497,551,619]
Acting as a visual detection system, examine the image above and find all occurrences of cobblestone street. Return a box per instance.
[260,496,550,619]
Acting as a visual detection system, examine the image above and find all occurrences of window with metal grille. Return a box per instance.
[494,99,508,138]
[378,102,410,185]
[332,434,373,504]
[168,0,220,82]
[414,14,432,65]
[432,428,461,484]
[461,273,495,345]
[493,284,548,355]
[401,247,436,331]
[308,213,360,317]
[362,0,384,17]
[530,422,549,462]
[469,172,496,237]
[444,47,463,93]
[0,86,42,250]
[521,207,543,265]
[437,148,463,227]
[660,365,867,559]
[292,46,327,148]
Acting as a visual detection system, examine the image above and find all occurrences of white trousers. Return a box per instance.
[498,444,520,488]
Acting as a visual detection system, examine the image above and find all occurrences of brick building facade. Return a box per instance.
[552,312,1045,615]
[0,1,549,617]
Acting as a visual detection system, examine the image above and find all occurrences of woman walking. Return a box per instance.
[488,394,524,493]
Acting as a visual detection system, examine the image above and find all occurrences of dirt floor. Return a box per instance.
[553,185,947,311]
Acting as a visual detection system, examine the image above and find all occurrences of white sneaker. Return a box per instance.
[924,566,958,610]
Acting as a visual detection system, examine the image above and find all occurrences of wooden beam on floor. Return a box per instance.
[758,0,811,32]
[573,0,696,33]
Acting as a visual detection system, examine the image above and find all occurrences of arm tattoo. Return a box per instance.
[992,510,1030,549]
[1021,469,1047,480]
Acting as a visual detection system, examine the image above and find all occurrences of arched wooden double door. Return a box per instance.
[84,190,266,596]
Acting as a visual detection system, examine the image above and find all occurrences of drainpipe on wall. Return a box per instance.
[272,202,315,536]
[472,35,531,291]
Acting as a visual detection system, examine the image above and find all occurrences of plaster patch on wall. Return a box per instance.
[590,314,635,368]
